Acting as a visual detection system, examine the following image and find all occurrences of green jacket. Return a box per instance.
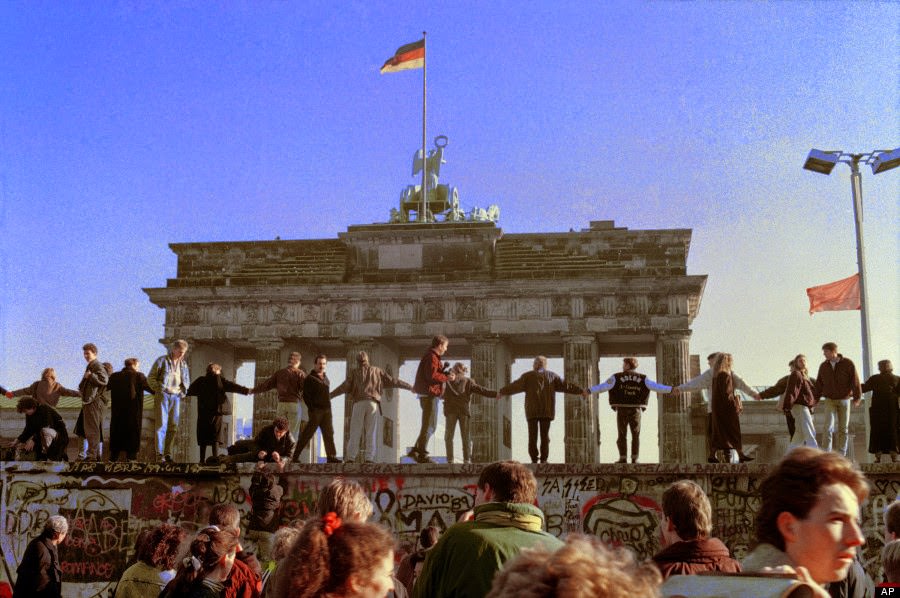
[412,501,563,598]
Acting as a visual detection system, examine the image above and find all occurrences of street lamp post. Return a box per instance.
[803,147,900,381]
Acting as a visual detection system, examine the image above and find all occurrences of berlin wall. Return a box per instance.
[2,461,897,596]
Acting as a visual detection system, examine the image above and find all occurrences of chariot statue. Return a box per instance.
[392,135,499,224]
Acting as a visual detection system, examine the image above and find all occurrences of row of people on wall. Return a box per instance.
[12,449,895,597]
[2,337,897,465]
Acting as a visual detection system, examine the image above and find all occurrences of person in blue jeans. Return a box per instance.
[148,339,190,463]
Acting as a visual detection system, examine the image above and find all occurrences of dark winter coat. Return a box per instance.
[499,369,584,420]
[188,374,249,446]
[442,376,496,418]
[18,405,69,461]
[13,535,62,598]
[107,368,152,456]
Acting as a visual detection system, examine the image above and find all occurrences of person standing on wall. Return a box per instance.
[187,362,251,464]
[330,351,412,464]
[148,339,190,463]
[674,352,761,463]
[78,343,109,462]
[498,356,587,464]
[409,335,452,464]
[862,359,900,463]
[294,354,341,463]
[107,358,153,462]
[814,342,861,457]
[590,357,673,464]
[441,362,497,464]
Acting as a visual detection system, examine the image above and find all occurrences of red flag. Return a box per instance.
[806,273,860,315]
[380,39,425,74]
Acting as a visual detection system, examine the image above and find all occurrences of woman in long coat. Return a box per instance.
[187,363,250,463]
[864,359,900,462]
[710,353,743,464]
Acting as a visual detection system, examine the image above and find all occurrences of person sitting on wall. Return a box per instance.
[9,397,70,461]
[224,416,296,467]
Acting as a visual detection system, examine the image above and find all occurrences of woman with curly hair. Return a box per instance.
[159,526,241,598]
[270,513,396,598]
[486,534,662,598]
[114,523,186,598]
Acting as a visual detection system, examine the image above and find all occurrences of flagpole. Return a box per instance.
[420,31,427,223]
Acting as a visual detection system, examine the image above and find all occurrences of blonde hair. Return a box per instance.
[793,354,809,378]
[712,353,733,376]
[41,368,56,383]
[487,534,662,598]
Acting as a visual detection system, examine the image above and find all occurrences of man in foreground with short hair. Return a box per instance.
[742,447,871,595]
[413,460,563,598]
[885,500,900,543]
[652,480,741,578]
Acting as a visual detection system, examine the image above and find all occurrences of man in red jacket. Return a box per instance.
[652,480,741,579]
[409,335,452,464]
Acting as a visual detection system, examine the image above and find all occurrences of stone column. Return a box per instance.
[563,336,600,463]
[469,338,512,463]
[341,338,375,462]
[656,331,692,464]
[251,338,283,437]
[368,342,402,463]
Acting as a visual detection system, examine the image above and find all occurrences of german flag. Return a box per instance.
[380,39,425,74]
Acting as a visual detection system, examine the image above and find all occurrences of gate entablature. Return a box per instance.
[145,220,706,464]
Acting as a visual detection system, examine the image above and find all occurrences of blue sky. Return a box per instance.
[1,2,897,462]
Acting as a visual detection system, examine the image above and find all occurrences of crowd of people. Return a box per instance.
[10,448,900,597]
[1,337,897,465]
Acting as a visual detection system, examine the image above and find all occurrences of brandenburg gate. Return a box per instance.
[144,218,707,464]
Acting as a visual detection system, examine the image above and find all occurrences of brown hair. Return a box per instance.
[206,363,222,375]
[82,343,98,354]
[124,358,139,368]
[822,342,838,352]
[478,460,537,504]
[208,504,241,531]
[137,523,186,570]
[316,479,373,521]
[755,447,870,551]
[16,397,38,412]
[273,416,290,432]
[431,335,449,348]
[40,368,56,383]
[486,534,662,598]
[885,501,900,537]
[883,539,900,583]
[623,357,638,371]
[661,480,712,540]
[271,517,395,598]
[160,527,239,597]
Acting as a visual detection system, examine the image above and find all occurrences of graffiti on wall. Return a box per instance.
[0,461,896,595]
